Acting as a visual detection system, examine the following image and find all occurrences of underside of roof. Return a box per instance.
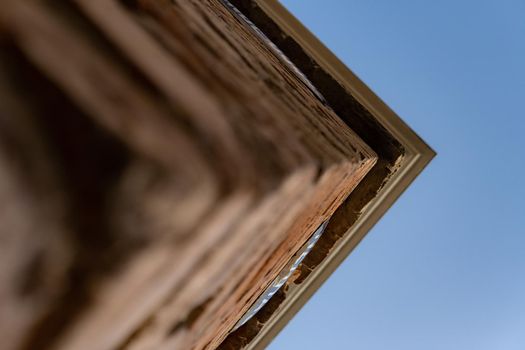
[0,1,433,350]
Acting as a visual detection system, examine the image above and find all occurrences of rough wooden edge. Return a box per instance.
[219,1,436,348]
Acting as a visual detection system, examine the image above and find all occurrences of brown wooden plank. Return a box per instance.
[0,1,376,349]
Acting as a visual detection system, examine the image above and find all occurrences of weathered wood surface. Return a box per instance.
[0,1,376,349]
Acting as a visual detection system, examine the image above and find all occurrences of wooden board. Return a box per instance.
[0,1,376,349]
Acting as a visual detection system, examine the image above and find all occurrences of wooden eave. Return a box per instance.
[0,1,434,349]
[220,1,435,349]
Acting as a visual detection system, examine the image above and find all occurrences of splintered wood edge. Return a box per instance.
[222,1,436,349]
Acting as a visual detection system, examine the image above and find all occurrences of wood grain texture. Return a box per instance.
[0,1,376,349]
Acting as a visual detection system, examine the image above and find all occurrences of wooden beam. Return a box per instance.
[0,1,376,349]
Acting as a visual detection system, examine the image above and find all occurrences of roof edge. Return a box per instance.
[224,1,435,348]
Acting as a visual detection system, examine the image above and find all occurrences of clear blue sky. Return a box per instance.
[269,1,525,349]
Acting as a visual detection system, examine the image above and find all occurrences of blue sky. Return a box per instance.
[269,1,525,349]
